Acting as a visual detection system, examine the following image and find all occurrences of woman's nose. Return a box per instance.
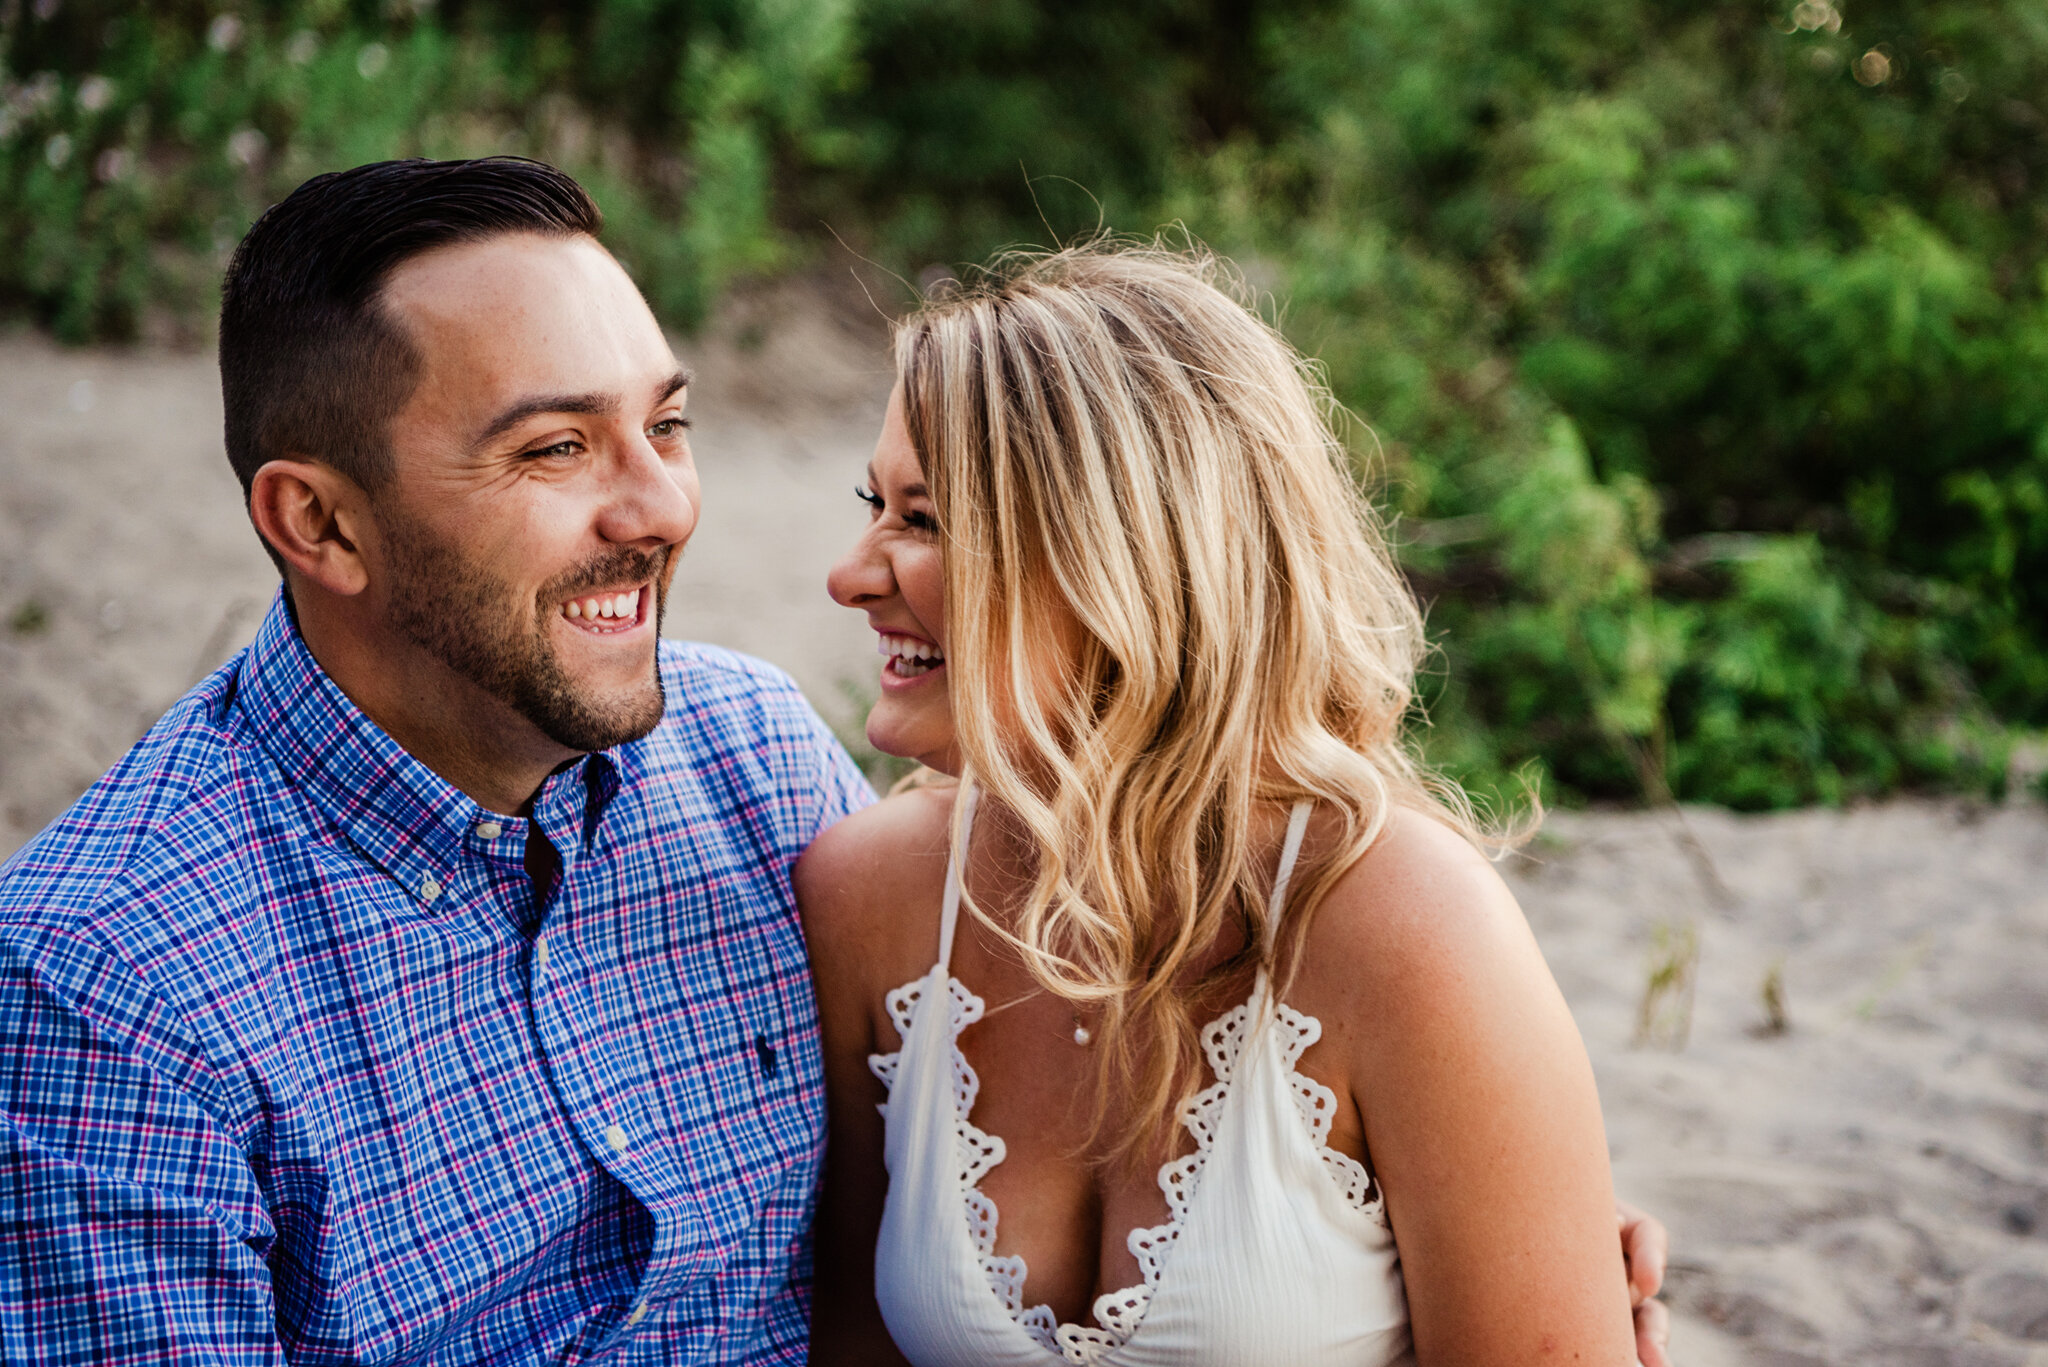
[828,531,892,608]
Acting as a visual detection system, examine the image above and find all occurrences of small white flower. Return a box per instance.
[22,72,62,115]
[227,126,267,168]
[208,14,244,53]
[77,75,114,113]
[94,146,133,182]
[285,30,319,65]
[356,42,389,79]
[44,131,72,168]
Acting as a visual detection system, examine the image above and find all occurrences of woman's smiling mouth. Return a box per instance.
[561,585,648,633]
[878,631,944,679]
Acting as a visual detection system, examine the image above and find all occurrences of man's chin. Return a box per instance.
[518,676,667,755]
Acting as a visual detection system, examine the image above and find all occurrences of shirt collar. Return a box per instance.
[235,588,626,909]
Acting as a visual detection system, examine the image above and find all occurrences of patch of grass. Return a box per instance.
[1633,919,1699,1051]
[1756,958,1789,1037]
[9,599,49,635]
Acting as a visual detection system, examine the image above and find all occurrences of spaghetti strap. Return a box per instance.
[936,783,980,970]
[1261,801,1314,955]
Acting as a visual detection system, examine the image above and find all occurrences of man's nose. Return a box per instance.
[598,434,698,549]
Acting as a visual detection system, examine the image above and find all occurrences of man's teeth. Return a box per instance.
[563,590,639,622]
[877,632,944,676]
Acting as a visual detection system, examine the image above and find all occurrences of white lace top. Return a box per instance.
[868,791,1414,1366]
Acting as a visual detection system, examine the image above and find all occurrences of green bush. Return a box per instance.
[0,1,854,338]
[5,0,2043,810]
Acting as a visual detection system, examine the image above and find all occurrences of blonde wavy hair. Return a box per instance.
[896,239,1493,1162]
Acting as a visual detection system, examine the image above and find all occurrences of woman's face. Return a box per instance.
[827,383,959,775]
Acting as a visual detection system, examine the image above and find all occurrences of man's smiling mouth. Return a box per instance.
[561,585,648,633]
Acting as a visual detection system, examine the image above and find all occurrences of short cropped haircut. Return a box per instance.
[218,157,602,525]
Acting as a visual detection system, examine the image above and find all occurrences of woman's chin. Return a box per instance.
[864,715,961,778]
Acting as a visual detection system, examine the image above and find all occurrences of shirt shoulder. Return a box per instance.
[642,639,876,854]
[656,638,811,707]
[651,638,841,762]
[0,660,278,931]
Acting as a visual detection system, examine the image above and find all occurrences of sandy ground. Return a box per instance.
[4,296,2047,1365]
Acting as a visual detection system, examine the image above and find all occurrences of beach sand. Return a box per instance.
[2,295,2044,1365]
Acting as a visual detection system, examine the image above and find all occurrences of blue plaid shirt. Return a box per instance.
[0,590,873,1365]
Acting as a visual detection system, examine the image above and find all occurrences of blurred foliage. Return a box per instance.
[5,0,2045,808]
[0,0,854,333]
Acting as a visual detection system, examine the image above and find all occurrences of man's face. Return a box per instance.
[367,233,698,753]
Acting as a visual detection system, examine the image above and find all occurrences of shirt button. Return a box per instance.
[534,941,549,975]
[604,1123,629,1154]
[627,1299,649,1326]
[420,877,442,902]
[475,821,503,840]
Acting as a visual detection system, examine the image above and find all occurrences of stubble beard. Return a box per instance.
[378,507,672,754]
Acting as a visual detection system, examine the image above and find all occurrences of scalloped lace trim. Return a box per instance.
[867,979,1380,1365]
[1272,1003,1385,1215]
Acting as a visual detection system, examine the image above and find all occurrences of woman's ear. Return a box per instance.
[247,458,372,596]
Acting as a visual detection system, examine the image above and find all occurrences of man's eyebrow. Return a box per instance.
[655,369,691,405]
[469,368,690,450]
[472,392,620,449]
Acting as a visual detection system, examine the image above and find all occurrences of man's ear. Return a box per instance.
[248,458,372,597]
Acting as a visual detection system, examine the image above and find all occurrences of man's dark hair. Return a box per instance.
[219,157,602,553]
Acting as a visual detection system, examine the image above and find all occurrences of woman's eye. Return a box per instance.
[855,485,936,532]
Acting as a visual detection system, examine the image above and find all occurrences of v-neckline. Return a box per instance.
[898,789,1316,1361]
[933,964,1277,1363]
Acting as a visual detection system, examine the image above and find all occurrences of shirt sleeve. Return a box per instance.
[0,927,285,1367]
[766,679,878,855]
[750,1243,813,1364]
[807,711,877,839]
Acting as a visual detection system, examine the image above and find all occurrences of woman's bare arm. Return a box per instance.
[1313,809,1638,1366]
[796,791,952,1367]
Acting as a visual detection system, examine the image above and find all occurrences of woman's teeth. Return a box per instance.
[878,632,944,677]
[563,590,640,624]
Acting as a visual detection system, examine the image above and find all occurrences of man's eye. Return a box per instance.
[650,417,692,438]
[528,440,581,460]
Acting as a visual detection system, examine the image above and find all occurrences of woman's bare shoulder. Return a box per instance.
[1299,810,1633,1363]
[1296,803,1546,1035]
[795,781,959,966]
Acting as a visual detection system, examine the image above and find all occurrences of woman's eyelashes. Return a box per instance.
[856,484,938,531]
